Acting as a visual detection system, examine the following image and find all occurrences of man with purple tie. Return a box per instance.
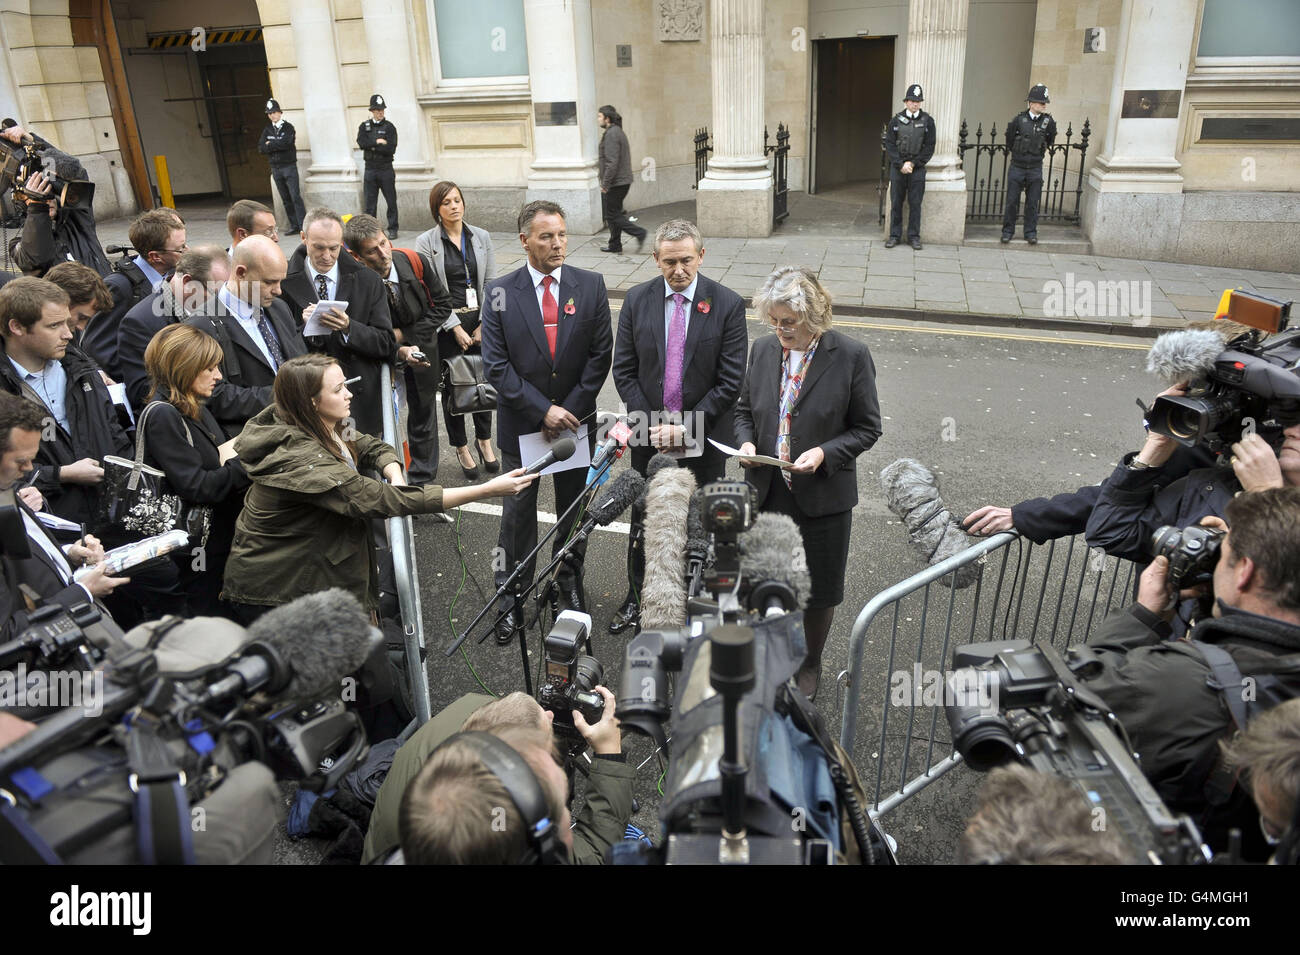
[609,219,748,633]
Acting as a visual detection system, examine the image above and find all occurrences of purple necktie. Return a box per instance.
[664,293,686,412]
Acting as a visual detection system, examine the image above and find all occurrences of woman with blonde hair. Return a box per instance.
[735,266,883,699]
[222,353,534,622]
[140,322,249,617]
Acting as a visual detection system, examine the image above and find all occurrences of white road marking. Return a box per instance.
[452,500,631,536]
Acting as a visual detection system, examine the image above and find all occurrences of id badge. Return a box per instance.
[465,287,478,310]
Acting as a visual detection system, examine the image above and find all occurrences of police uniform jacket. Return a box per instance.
[357,119,398,169]
[258,120,298,168]
[883,110,936,168]
[1005,110,1057,168]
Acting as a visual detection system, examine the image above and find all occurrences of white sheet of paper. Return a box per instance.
[107,382,135,425]
[518,424,591,475]
[708,437,792,469]
[36,511,81,533]
[217,437,239,465]
[302,300,349,337]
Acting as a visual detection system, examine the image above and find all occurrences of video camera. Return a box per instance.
[944,639,1210,865]
[1147,291,1299,457]
[0,119,94,212]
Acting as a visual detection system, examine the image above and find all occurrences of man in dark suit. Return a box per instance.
[344,214,450,485]
[186,236,306,439]
[481,200,613,644]
[609,218,748,633]
[119,245,230,413]
[279,208,396,438]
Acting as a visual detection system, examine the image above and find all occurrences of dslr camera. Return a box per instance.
[536,610,605,737]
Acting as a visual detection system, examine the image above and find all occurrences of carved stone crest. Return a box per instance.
[657,0,703,42]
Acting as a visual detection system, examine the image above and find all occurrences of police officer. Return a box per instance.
[357,94,399,237]
[258,99,306,234]
[882,84,936,250]
[1001,85,1057,245]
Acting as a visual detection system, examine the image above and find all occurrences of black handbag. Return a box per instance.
[92,402,212,545]
[441,353,497,415]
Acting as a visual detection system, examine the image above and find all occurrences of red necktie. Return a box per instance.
[541,275,558,360]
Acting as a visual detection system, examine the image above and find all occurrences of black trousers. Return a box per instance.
[364,167,398,232]
[1002,164,1044,239]
[495,449,590,604]
[621,448,725,601]
[602,184,646,250]
[271,165,306,232]
[888,163,927,241]
[404,363,440,485]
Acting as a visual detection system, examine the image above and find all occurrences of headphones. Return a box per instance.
[445,731,566,865]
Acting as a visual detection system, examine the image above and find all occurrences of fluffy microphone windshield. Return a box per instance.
[739,513,811,611]
[880,458,979,589]
[1146,329,1224,386]
[640,467,697,630]
[646,452,678,481]
[247,588,381,699]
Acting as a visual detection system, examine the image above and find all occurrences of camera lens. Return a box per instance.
[574,654,603,692]
[947,705,1016,771]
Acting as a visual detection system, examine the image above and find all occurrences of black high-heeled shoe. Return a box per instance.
[477,440,500,473]
[455,446,479,480]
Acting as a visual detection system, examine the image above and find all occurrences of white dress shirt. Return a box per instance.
[661,276,698,346]
[218,286,277,368]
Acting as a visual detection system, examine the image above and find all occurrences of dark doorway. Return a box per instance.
[198,45,273,201]
[811,37,894,195]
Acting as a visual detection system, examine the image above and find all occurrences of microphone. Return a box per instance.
[645,451,679,482]
[739,513,810,618]
[640,467,697,630]
[685,489,708,593]
[880,458,979,589]
[586,418,633,487]
[1146,329,1226,386]
[202,589,382,703]
[523,436,576,476]
[580,468,645,532]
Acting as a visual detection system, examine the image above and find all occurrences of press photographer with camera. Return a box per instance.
[1080,486,1300,861]
[396,684,629,864]
[2,122,111,277]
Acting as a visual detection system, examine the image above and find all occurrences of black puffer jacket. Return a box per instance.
[0,340,131,523]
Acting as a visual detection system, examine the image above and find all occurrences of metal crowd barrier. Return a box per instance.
[380,362,432,727]
[836,531,1138,819]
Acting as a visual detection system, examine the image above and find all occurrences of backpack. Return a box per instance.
[393,248,436,309]
[110,258,153,311]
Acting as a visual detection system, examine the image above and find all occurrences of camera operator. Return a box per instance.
[1080,487,1300,860]
[1222,698,1300,864]
[2,124,111,277]
[0,392,127,642]
[958,764,1134,864]
[396,685,633,864]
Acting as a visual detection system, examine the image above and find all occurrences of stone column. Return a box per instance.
[899,0,969,245]
[522,0,602,234]
[695,0,773,238]
[288,0,359,211]
[1083,0,1198,259]
[361,0,438,232]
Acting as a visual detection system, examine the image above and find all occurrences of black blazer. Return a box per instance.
[480,264,613,458]
[280,246,396,437]
[0,499,100,642]
[613,273,748,468]
[140,399,249,556]
[119,288,179,413]
[734,329,883,517]
[185,293,306,439]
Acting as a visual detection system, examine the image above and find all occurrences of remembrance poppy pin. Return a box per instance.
[564,297,576,315]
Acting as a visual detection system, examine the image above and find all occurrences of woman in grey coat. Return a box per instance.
[415,181,499,478]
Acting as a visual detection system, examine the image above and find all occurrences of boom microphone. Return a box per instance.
[523,436,576,475]
[640,467,698,630]
[1145,329,1226,387]
[880,458,979,589]
[739,513,810,618]
[583,468,646,529]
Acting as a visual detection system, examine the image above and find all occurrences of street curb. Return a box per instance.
[603,288,1167,340]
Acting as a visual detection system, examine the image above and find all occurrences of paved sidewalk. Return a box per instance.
[97,197,1300,334]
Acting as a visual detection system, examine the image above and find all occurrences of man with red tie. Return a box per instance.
[480,201,613,645]
[609,219,748,633]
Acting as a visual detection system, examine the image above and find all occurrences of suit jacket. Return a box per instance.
[280,246,396,437]
[613,274,748,469]
[388,249,449,393]
[0,498,101,643]
[185,293,306,439]
[734,329,883,517]
[480,264,613,459]
[414,222,495,331]
[84,265,153,380]
[119,287,182,413]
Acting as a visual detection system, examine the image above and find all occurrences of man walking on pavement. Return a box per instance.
[882,84,936,250]
[597,106,647,254]
[1002,85,1057,245]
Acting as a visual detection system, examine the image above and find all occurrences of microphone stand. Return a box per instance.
[442,447,621,669]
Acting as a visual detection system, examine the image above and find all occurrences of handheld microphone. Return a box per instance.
[586,419,633,487]
[739,513,810,618]
[640,467,697,630]
[1146,329,1226,387]
[880,458,979,589]
[523,436,576,476]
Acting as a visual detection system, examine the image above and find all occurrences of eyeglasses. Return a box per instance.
[772,318,803,330]
[259,225,279,238]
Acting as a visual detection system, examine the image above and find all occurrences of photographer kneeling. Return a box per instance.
[1080,487,1300,861]
[395,685,632,864]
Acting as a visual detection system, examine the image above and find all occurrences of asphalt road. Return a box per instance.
[282,308,1160,865]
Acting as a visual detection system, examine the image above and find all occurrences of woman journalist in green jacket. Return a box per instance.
[222,354,534,622]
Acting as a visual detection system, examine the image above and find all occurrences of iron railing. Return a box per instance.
[957,117,1091,224]
[692,127,711,189]
[764,123,791,224]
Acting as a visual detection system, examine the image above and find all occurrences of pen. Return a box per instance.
[23,469,39,487]
[344,376,362,386]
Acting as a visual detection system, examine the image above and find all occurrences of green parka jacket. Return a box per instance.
[222,405,444,610]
